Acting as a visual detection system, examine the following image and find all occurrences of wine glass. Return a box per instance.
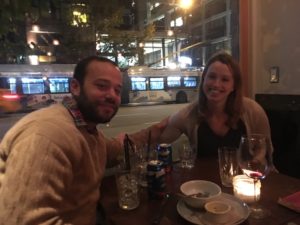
[237,134,273,219]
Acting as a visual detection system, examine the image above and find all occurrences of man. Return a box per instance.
[0,56,124,225]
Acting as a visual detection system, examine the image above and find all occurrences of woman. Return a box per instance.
[155,52,272,157]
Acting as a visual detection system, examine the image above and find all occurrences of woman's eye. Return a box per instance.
[207,74,216,79]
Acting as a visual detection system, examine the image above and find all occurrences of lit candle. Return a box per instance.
[232,175,261,203]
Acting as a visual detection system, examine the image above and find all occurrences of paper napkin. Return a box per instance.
[278,191,300,213]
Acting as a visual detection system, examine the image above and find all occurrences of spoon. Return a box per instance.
[177,191,210,199]
[190,192,210,198]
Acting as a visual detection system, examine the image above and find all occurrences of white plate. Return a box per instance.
[177,193,250,225]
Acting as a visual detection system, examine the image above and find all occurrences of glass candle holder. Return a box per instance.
[233,175,261,204]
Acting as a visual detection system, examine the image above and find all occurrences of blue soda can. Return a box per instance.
[158,143,173,173]
[147,160,166,199]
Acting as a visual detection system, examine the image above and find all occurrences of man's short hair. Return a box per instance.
[73,56,118,86]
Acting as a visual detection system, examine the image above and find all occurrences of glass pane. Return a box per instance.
[48,78,69,93]
[131,77,146,91]
[8,78,17,93]
[183,77,197,87]
[21,77,45,94]
[167,76,181,87]
[150,77,164,90]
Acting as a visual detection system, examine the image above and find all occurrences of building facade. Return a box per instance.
[1,0,238,66]
[138,0,239,67]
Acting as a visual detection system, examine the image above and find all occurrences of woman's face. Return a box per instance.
[202,61,234,106]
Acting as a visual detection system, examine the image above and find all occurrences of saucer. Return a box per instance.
[177,193,250,225]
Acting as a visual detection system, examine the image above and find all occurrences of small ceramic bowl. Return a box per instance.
[180,180,222,208]
[204,201,232,223]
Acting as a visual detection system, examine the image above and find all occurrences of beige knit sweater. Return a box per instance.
[0,104,122,225]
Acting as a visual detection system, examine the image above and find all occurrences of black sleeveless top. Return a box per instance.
[197,119,247,158]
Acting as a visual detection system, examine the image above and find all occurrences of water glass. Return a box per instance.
[218,146,240,187]
[136,161,148,187]
[179,142,196,169]
[115,170,140,210]
[135,144,157,187]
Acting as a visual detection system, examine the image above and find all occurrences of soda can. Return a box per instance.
[147,160,166,199]
[158,143,173,173]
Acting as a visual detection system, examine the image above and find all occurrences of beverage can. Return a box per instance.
[147,160,166,199]
[158,143,173,173]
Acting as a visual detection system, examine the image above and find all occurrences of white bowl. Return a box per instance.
[180,180,222,208]
[204,201,231,223]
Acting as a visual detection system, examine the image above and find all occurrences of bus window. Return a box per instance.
[21,77,45,94]
[183,77,197,87]
[167,76,181,88]
[8,78,17,94]
[149,77,164,90]
[0,77,12,91]
[131,77,146,91]
[48,78,70,93]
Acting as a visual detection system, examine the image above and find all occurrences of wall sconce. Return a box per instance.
[31,25,40,32]
[270,66,279,83]
[53,39,60,45]
[167,30,174,36]
[28,42,35,49]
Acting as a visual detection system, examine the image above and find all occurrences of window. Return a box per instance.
[131,77,147,91]
[149,77,164,90]
[183,77,197,87]
[167,76,181,88]
[8,78,17,93]
[21,77,45,94]
[48,78,69,93]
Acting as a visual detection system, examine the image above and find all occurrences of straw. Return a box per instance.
[146,130,151,161]
[124,134,131,170]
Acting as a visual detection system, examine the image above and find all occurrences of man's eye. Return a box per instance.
[96,83,108,89]
[115,88,121,96]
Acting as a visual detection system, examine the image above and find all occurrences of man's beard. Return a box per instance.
[74,90,118,124]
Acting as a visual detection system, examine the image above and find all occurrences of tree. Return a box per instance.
[51,0,155,66]
[0,0,32,63]
[87,0,155,68]
[0,0,155,66]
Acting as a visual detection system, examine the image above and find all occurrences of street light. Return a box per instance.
[178,0,193,9]
[171,0,193,66]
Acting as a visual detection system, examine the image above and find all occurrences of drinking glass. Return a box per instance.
[237,134,272,219]
[218,147,241,187]
[179,141,196,169]
[115,169,140,210]
[135,144,158,187]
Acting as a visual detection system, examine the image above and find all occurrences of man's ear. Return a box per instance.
[70,78,81,96]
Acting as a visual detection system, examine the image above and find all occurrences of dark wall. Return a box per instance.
[255,94,300,179]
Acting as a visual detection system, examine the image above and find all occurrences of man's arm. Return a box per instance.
[0,134,72,225]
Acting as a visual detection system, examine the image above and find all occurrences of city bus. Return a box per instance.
[0,64,202,112]
[122,66,202,104]
[0,64,74,111]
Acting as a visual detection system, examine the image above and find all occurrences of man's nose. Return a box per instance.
[105,89,118,100]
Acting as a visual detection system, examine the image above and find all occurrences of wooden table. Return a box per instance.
[100,158,300,225]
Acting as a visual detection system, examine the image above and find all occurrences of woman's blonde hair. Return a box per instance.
[198,51,243,128]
